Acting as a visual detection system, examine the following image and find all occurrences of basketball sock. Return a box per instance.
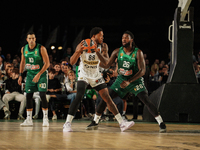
[155,115,163,125]
[42,109,48,119]
[115,113,123,125]
[122,111,126,115]
[93,114,101,124]
[27,111,32,120]
[66,114,74,123]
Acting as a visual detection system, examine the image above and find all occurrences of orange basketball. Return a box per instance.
[82,39,96,53]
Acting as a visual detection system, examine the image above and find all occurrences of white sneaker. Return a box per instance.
[32,115,38,119]
[52,115,57,120]
[120,120,135,132]
[63,122,73,132]
[42,118,49,127]
[20,119,33,126]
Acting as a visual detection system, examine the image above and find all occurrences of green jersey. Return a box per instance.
[117,47,140,79]
[110,47,146,97]
[23,43,44,75]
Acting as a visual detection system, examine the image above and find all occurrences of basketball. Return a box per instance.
[82,39,96,53]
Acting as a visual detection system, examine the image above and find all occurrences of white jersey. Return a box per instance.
[78,45,102,79]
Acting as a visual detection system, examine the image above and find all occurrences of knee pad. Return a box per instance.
[26,93,34,109]
[39,92,48,109]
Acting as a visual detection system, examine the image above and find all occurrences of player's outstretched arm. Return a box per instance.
[70,40,84,65]
[128,49,146,83]
[18,47,25,85]
[100,48,119,69]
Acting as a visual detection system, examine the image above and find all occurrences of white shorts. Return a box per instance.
[78,75,105,88]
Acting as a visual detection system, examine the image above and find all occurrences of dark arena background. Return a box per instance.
[0,0,200,150]
[0,1,199,63]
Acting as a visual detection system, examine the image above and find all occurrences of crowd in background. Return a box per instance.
[0,45,200,121]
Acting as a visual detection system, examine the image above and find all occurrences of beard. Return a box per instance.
[122,41,131,48]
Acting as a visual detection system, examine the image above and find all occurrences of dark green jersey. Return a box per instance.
[117,46,139,79]
[23,43,44,75]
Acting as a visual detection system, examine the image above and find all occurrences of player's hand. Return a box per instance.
[76,40,84,53]
[120,80,130,88]
[18,76,22,85]
[32,74,41,83]
[93,43,98,53]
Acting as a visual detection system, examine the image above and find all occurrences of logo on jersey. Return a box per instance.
[118,68,133,76]
[26,64,40,70]
[120,53,123,58]
[132,54,135,58]
[83,60,98,65]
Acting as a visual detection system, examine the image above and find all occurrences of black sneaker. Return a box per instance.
[86,121,98,130]
[159,122,167,133]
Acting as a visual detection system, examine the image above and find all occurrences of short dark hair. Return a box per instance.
[27,31,35,37]
[12,68,19,74]
[48,68,56,74]
[90,27,103,38]
[124,30,134,39]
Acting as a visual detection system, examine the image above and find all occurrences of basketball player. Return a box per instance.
[63,27,134,132]
[18,32,50,126]
[87,31,167,133]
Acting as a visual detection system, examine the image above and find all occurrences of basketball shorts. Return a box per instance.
[110,75,146,98]
[25,72,48,93]
[78,74,105,88]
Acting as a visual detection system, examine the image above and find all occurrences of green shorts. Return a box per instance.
[110,75,146,98]
[25,72,48,93]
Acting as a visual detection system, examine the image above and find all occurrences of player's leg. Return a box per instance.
[21,92,34,126]
[39,91,49,127]
[88,86,134,132]
[38,74,49,126]
[137,90,166,132]
[63,81,88,132]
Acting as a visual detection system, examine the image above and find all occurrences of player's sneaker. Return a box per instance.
[17,115,25,120]
[86,121,98,130]
[32,115,38,119]
[52,115,57,120]
[159,122,167,133]
[120,120,135,132]
[4,111,11,120]
[20,119,33,126]
[42,118,49,127]
[63,122,73,132]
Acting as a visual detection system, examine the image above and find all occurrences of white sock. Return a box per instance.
[155,115,163,125]
[115,113,123,124]
[66,114,74,123]
[93,114,101,124]
[122,111,126,115]
[42,109,48,119]
[27,111,32,120]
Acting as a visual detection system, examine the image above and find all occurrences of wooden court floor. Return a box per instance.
[0,119,200,150]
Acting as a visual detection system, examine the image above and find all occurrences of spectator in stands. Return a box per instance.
[4,64,13,80]
[160,65,169,85]
[149,63,161,92]
[57,62,71,83]
[0,70,4,83]
[47,69,62,120]
[13,59,19,68]
[54,63,61,79]
[150,63,160,81]
[65,70,77,104]
[5,53,12,63]
[0,55,5,71]
[2,68,26,120]
[63,47,72,62]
